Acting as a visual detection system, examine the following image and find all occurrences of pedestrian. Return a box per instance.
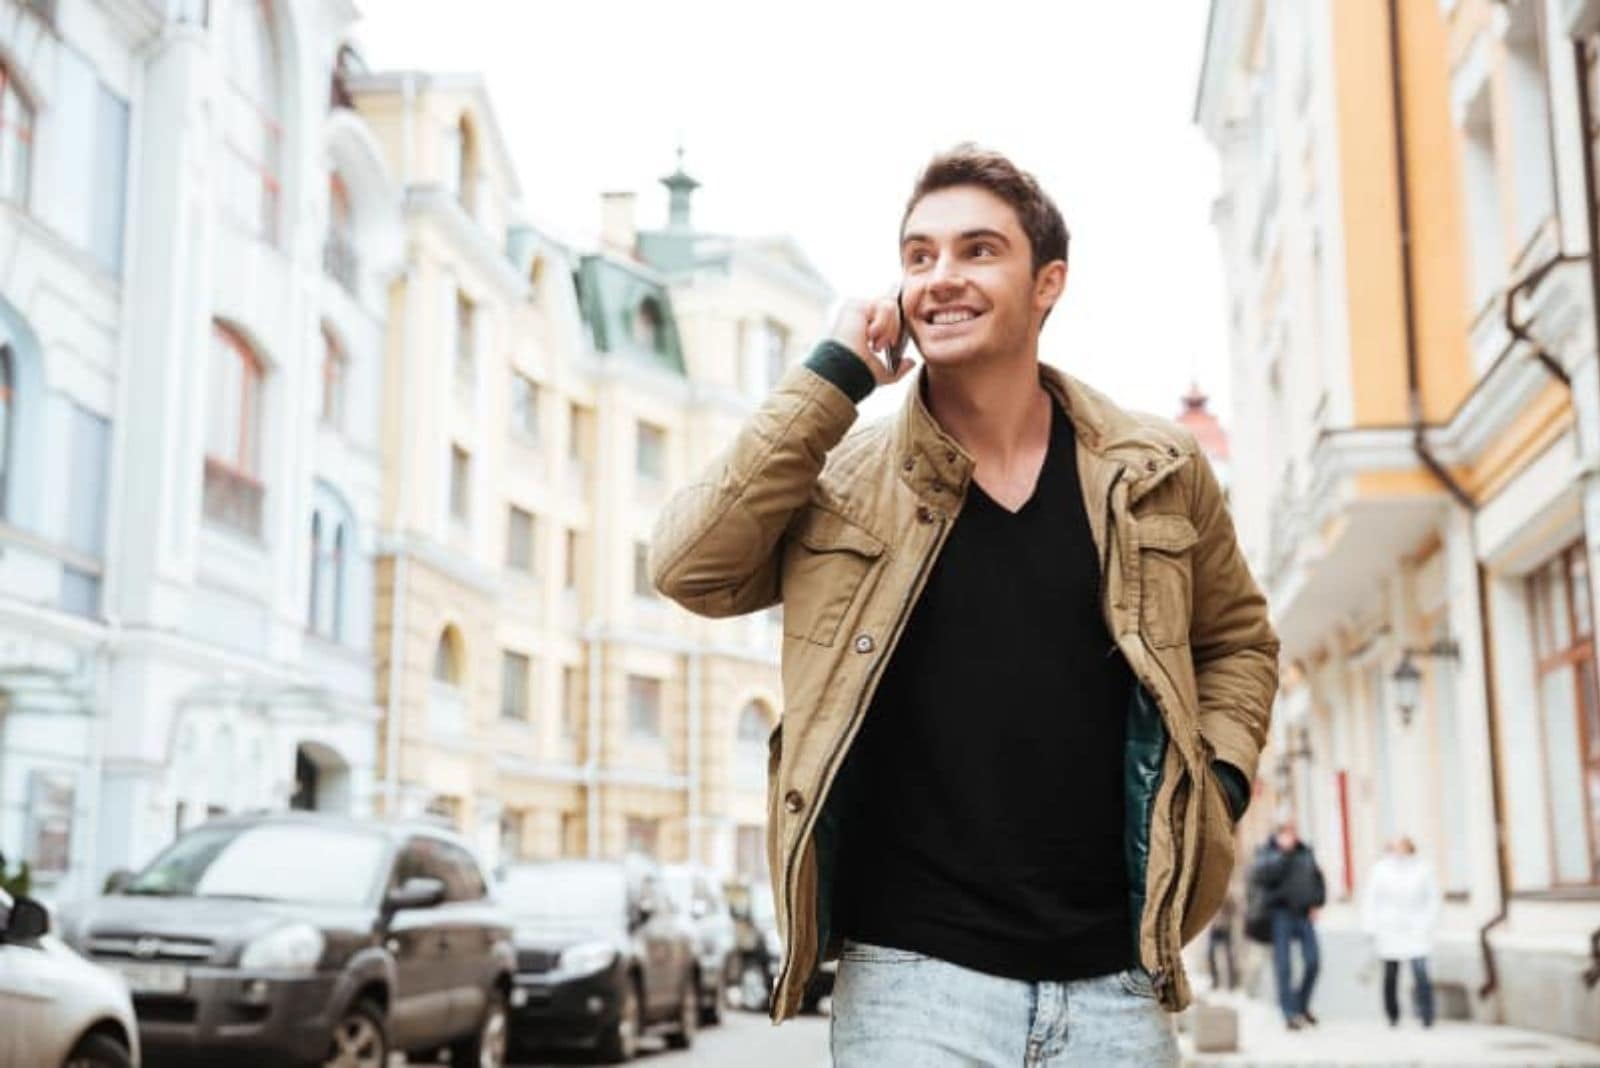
[1250,821,1327,1030]
[1362,836,1439,1028]
[1208,890,1240,991]
[651,144,1280,1067]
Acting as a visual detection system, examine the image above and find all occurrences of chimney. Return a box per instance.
[600,191,637,256]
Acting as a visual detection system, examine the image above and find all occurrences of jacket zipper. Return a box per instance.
[772,505,952,1012]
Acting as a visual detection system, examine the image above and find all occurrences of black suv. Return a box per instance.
[500,858,699,1062]
[58,813,515,1068]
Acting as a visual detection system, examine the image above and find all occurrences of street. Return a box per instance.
[507,1010,831,1068]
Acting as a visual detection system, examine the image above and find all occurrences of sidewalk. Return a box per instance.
[1180,991,1600,1067]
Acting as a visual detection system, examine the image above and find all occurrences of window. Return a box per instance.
[736,701,771,790]
[1458,85,1505,316]
[737,701,770,744]
[562,665,581,738]
[320,325,346,429]
[632,299,664,352]
[307,490,349,641]
[501,650,531,721]
[0,346,12,519]
[1528,543,1600,885]
[454,291,475,388]
[633,542,654,599]
[511,373,540,440]
[324,172,358,294]
[1506,1,1555,249]
[395,837,486,902]
[762,319,789,390]
[61,404,110,617]
[636,421,666,482]
[627,675,661,737]
[433,628,462,685]
[506,506,534,573]
[625,816,661,859]
[54,48,129,274]
[499,811,523,862]
[0,60,34,205]
[742,318,789,393]
[445,115,477,213]
[204,323,265,536]
[221,0,281,242]
[449,445,471,522]
[564,528,580,591]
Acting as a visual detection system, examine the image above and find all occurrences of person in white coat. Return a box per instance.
[1361,836,1440,1027]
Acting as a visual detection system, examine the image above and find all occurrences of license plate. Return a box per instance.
[110,961,188,995]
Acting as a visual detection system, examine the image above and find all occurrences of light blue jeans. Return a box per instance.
[830,940,1179,1067]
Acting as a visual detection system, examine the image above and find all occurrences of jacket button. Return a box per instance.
[902,457,915,472]
[916,506,936,523]
[783,790,805,814]
[854,634,875,654]
[1146,459,1158,472]
[945,450,957,462]
[1167,445,1179,458]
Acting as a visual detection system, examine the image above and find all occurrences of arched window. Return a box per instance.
[434,626,463,685]
[308,482,355,643]
[324,173,358,293]
[222,0,281,242]
[204,323,265,535]
[320,323,347,429]
[0,60,34,205]
[0,345,13,519]
[735,701,774,790]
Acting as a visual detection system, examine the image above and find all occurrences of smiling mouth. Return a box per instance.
[923,308,984,326]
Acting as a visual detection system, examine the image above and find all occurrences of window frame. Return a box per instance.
[0,60,35,207]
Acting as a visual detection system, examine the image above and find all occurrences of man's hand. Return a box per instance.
[829,296,918,387]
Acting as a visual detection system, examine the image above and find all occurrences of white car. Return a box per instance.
[0,888,139,1068]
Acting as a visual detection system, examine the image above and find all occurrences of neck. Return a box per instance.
[923,347,1050,466]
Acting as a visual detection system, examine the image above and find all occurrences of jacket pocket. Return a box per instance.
[781,509,886,647]
[1136,513,1198,649]
[1179,766,1237,944]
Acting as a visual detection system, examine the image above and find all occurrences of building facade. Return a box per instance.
[1200,0,1600,1040]
[352,69,830,875]
[0,0,403,901]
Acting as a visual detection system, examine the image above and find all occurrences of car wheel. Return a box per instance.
[739,963,770,1012]
[666,970,697,1050]
[595,978,643,1064]
[449,988,508,1068]
[63,1034,133,1068]
[322,1001,388,1068]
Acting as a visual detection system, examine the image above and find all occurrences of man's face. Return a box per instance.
[1276,824,1299,850]
[899,185,1063,368]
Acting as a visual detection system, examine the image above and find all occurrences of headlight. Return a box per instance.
[559,940,617,978]
[764,929,782,959]
[239,923,324,973]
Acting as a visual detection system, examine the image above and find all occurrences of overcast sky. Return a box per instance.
[354,0,1232,423]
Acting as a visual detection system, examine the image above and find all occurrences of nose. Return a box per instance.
[925,251,964,297]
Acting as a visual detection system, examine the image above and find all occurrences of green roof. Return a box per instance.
[572,254,687,375]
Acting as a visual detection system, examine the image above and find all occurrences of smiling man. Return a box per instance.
[650,145,1278,1066]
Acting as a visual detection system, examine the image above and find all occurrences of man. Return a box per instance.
[1251,822,1326,1030]
[651,145,1278,1065]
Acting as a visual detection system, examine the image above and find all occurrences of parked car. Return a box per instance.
[500,857,699,1062]
[725,878,834,1014]
[660,863,737,1025]
[57,812,515,1068]
[0,887,140,1068]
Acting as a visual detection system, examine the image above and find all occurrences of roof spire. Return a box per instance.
[661,144,700,230]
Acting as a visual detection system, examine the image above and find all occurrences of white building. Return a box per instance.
[0,0,402,901]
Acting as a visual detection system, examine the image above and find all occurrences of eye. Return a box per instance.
[972,243,997,258]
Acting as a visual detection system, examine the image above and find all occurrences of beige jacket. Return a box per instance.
[651,357,1279,1017]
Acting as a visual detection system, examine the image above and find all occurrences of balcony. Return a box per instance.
[322,234,359,296]
[202,458,264,539]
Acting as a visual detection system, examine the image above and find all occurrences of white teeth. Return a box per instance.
[929,310,977,325]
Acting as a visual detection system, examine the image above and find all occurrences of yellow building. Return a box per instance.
[1200,0,1600,1040]
[351,73,829,875]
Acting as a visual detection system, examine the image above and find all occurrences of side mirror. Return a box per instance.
[4,896,49,942]
[103,869,135,895]
[385,876,446,913]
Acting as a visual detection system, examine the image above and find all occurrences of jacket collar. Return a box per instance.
[889,361,1187,506]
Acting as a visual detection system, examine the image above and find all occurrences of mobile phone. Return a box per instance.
[886,289,910,372]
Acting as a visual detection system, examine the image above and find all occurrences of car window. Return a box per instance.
[125,823,387,906]
[499,864,627,927]
[394,837,486,902]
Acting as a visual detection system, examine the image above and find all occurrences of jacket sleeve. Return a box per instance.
[1186,444,1281,785]
[649,349,865,618]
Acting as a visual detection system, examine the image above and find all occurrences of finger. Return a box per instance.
[889,357,918,384]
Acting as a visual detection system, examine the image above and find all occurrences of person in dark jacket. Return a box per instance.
[1250,821,1326,1029]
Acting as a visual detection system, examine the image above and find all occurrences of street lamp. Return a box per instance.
[1390,639,1460,727]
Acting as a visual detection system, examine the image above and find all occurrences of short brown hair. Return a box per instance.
[900,144,1070,274]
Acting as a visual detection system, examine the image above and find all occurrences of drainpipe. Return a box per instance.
[1386,0,1514,1002]
[1569,36,1600,989]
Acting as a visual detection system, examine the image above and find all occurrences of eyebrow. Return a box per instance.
[901,228,1013,249]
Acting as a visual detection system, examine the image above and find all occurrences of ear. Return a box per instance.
[1034,261,1067,317]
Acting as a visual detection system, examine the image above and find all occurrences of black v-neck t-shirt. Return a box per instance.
[836,398,1135,982]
